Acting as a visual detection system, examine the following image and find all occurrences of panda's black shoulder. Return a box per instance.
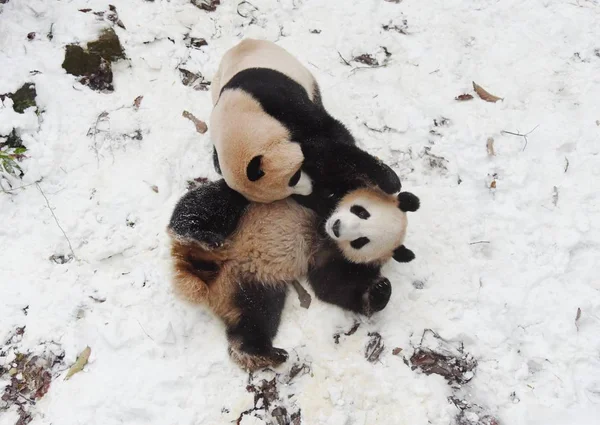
[222,68,353,145]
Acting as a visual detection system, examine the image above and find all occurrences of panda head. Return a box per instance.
[324,188,420,264]
[214,91,313,203]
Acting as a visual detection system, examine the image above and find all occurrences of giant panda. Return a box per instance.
[210,38,401,206]
[167,179,420,371]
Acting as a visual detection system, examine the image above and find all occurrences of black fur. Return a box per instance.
[246,155,265,181]
[392,245,415,263]
[213,147,221,175]
[220,67,401,212]
[307,254,392,316]
[169,179,249,247]
[227,281,289,362]
[398,192,420,212]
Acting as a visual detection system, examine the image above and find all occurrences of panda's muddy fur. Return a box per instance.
[210,38,401,205]
[168,180,419,371]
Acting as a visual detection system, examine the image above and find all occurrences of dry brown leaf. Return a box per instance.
[290,280,311,309]
[64,346,91,380]
[392,347,403,355]
[490,180,497,189]
[182,110,208,134]
[486,137,495,156]
[133,95,143,109]
[473,81,503,103]
[455,94,474,101]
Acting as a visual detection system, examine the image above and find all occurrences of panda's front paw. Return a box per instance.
[193,231,225,250]
[363,277,392,316]
[375,162,401,194]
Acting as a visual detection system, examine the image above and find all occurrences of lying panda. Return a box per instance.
[210,38,400,207]
[168,179,419,371]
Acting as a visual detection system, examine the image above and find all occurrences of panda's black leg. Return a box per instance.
[169,180,249,248]
[227,281,289,371]
[212,146,222,175]
[308,259,391,317]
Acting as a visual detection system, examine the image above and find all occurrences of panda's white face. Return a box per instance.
[325,188,408,264]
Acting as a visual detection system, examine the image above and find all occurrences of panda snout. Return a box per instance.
[332,219,341,238]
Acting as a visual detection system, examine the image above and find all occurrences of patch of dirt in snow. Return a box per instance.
[1,0,600,425]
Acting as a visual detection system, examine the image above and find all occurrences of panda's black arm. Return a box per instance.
[307,258,391,316]
[300,140,401,195]
[168,179,249,247]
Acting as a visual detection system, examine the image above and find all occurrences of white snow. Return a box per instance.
[1,0,600,424]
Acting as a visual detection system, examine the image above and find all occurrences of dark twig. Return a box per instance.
[501,125,539,151]
[363,123,399,133]
[0,177,43,194]
[469,241,490,245]
[36,182,76,258]
[337,51,351,66]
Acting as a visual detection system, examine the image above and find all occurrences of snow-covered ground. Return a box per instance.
[1,0,600,424]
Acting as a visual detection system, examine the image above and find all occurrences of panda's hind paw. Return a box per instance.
[229,345,289,372]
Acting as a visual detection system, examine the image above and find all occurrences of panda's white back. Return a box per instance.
[211,38,317,105]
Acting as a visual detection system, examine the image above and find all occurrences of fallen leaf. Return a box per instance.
[78,8,92,13]
[151,185,159,193]
[64,346,91,380]
[182,110,208,134]
[455,94,474,101]
[392,347,403,355]
[354,54,378,66]
[490,180,497,189]
[365,332,384,363]
[486,137,495,156]
[133,95,143,109]
[473,81,503,103]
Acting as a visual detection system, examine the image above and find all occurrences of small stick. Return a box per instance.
[501,125,539,151]
[337,51,351,66]
[469,241,490,245]
[36,182,76,259]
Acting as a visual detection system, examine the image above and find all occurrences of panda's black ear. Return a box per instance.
[246,155,265,181]
[393,245,415,263]
[397,192,420,212]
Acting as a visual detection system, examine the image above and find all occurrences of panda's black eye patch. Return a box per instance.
[350,205,370,220]
[350,237,370,249]
[288,168,301,187]
[247,155,265,182]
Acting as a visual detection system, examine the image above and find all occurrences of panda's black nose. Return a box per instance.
[332,219,341,238]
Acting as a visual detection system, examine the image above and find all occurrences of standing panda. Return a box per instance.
[168,180,419,371]
[210,38,401,208]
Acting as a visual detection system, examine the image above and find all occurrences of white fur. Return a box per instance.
[292,171,313,196]
[325,192,407,264]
